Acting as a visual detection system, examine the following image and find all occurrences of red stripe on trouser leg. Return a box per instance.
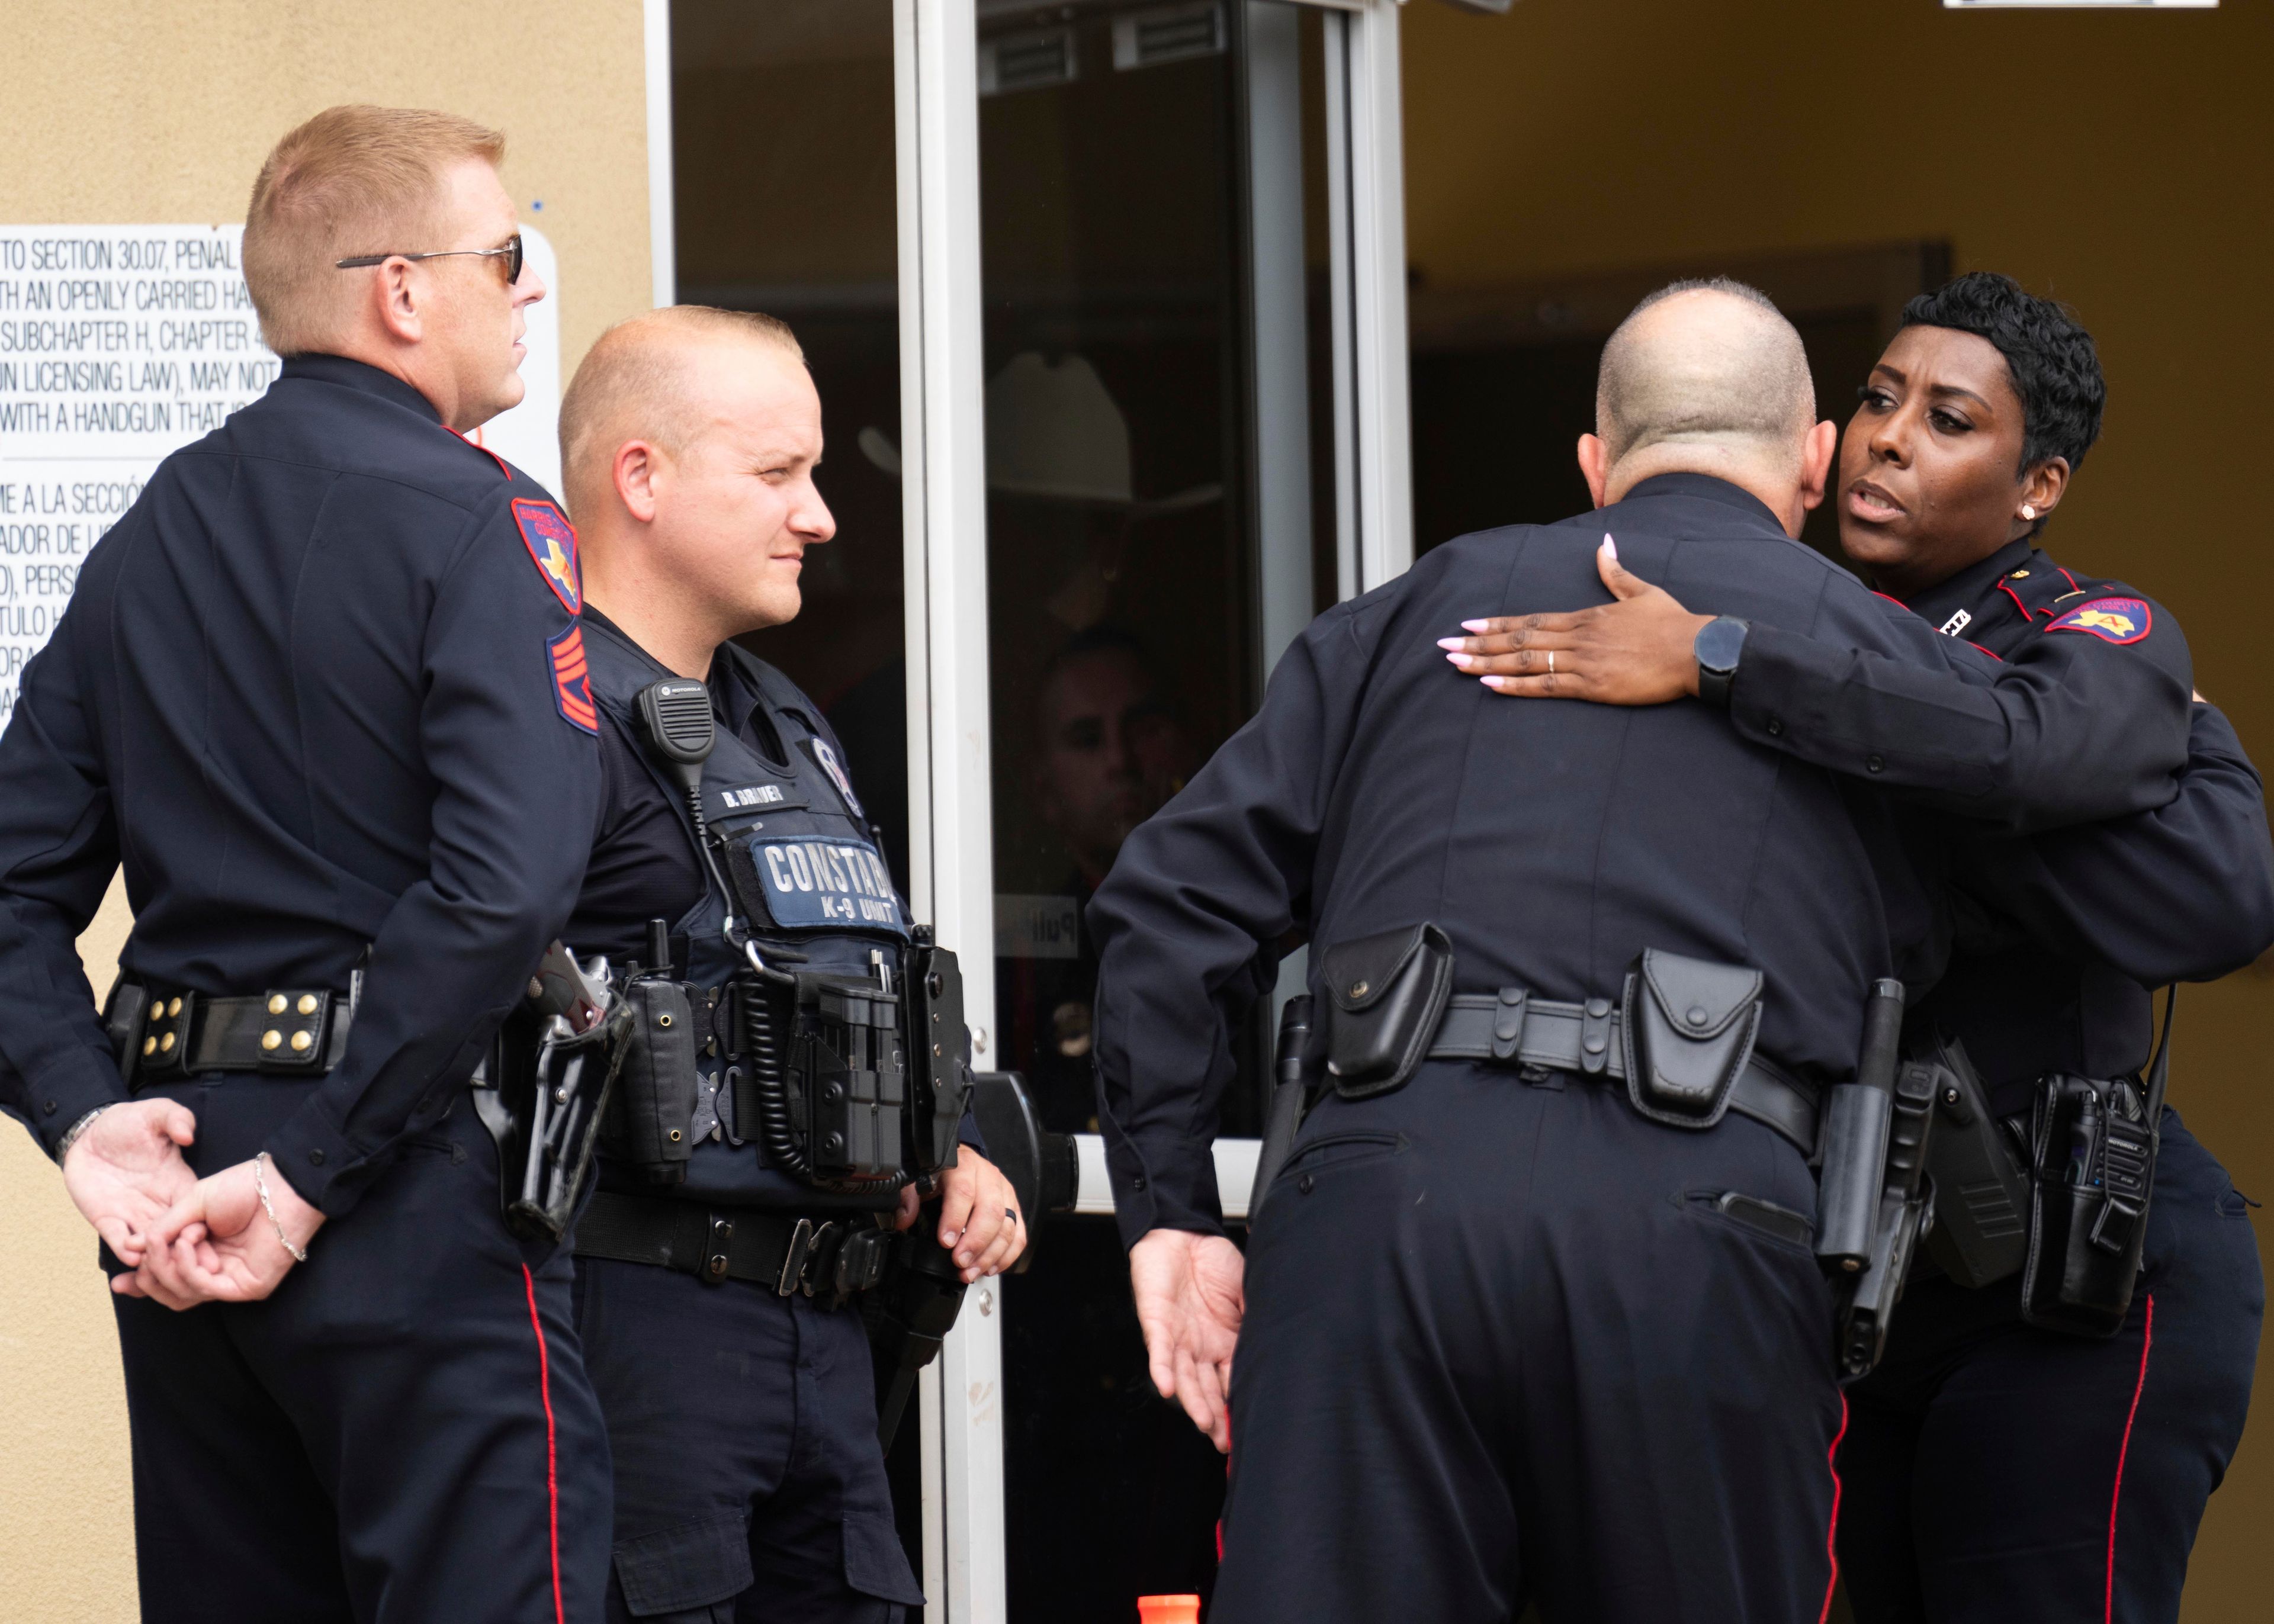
[522,1263,566,1624]
[1818,1394,1850,1624]
[2106,1294,2156,1624]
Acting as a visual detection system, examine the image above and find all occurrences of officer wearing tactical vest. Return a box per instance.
[551,305,1025,1623]
[1091,281,2199,1624]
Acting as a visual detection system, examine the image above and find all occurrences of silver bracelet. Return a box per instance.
[52,1106,111,1168]
[253,1152,310,1264]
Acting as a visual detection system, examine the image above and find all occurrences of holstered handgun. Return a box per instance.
[473,941,631,1242]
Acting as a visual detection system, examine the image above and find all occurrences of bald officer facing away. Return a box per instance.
[1090,281,2184,1624]
[0,107,610,1622]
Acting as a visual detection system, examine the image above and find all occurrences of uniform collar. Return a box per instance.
[1617,472,1785,533]
[279,353,445,425]
[582,607,782,758]
[1896,538,2038,628]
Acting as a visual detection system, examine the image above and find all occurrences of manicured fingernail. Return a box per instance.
[1436,636,1465,649]
[1481,676,1505,690]
[1601,534,1618,559]
[1460,619,1489,632]
[1446,652,1475,670]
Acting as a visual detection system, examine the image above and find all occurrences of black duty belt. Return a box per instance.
[573,1189,893,1302]
[1428,992,1820,1156]
[127,986,351,1080]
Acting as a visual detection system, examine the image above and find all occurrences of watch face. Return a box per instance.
[1696,616,1747,673]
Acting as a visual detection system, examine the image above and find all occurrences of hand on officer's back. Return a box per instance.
[118,1156,326,1309]
[1440,537,1711,705]
[62,1098,200,1269]
[1130,1228,1244,1453]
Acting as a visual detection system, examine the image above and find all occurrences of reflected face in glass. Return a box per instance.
[653,343,836,635]
[1032,644,1190,885]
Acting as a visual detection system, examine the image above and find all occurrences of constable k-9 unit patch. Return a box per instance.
[547,623,599,734]
[2047,596,2151,644]
[512,498,582,614]
[745,834,905,933]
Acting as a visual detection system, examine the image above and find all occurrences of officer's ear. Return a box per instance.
[1576,434,1611,509]
[2017,456,2070,529]
[1797,420,1838,512]
[613,439,667,525]
[370,257,425,346]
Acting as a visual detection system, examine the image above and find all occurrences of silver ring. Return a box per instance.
[1547,650,1556,675]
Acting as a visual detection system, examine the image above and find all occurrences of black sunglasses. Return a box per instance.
[336,233,523,284]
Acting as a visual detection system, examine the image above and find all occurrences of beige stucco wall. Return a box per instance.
[0,4,653,1615]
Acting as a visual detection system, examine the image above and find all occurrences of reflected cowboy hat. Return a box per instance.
[858,351,1222,514]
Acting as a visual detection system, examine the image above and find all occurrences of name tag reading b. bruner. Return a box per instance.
[753,836,907,934]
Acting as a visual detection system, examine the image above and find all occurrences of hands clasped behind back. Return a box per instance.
[114,1152,326,1309]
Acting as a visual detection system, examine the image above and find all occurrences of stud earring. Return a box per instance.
[2021,504,2037,521]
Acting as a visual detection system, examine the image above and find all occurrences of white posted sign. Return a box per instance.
[0,224,560,725]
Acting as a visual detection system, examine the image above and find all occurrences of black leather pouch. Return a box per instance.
[2020,1073,2156,1337]
[608,977,699,1185]
[1321,923,1454,1099]
[1620,948,1765,1130]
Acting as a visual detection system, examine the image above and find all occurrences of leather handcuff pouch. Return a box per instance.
[1322,923,1454,1099]
[1619,948,1764,1130]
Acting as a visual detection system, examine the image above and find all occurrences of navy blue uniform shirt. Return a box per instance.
[1088,475,2188,1246]
[1824,540,2272,1110]
[0,354,601,1213]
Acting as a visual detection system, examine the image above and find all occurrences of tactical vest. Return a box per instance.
[580,618,960,1211]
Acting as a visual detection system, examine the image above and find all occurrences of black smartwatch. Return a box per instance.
[1693,616,1749,710]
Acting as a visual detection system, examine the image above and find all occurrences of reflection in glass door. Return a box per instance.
[971,4,1341,1615]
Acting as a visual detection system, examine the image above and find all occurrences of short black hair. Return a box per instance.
[1899,272,2105,472]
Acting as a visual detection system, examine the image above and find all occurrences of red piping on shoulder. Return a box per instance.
[2105,1294,2155,1624]
[445,424,513,480]
[2057,565,2081,594]
[1870,590,1914,616]
[1964,640,2003,663]
[1996,580,2033,622]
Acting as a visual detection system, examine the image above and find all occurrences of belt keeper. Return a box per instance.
[1491,987,1527,1062]
[704,1214,735,1284]
[1580,998,1614,1076]
[258,989,332,1072]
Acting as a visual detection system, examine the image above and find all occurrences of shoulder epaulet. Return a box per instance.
[1992,554,2094,623]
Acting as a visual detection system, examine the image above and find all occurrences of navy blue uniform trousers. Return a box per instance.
[1218,1061,1845,1624]
[1839,1110,2262,1624]
[107,1079,612,1623]
[572,1252,927,1623]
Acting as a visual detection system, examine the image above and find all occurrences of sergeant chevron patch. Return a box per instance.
[548,623,598,734]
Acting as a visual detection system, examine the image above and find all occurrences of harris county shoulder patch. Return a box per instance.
[2046,596,2151,645]
[512,497,582,615]
[547,623,598,734]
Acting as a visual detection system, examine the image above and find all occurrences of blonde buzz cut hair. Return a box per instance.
[243,104,506,357]
[558,306,805,519]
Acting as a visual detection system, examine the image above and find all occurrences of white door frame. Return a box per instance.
[889,1,1414,1616]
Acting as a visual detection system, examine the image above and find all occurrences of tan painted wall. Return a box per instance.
[0,4,653,1615]
[1402,3,2273,1617]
